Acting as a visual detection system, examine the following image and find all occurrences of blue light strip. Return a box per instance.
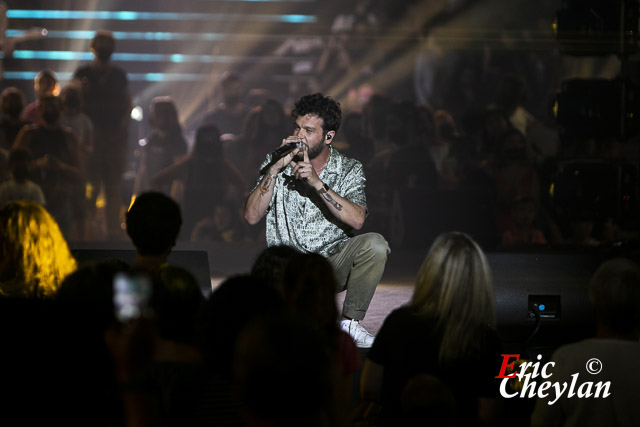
[7,10,316,23]
[12,50,307,64]
[7,29,292,42]
[13,51,92,61]
[4,71,211,82]
[4,71,73,80]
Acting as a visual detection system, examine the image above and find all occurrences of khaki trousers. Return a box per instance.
[328,233,390,321]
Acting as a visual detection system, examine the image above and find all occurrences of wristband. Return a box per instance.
[317,182,330,194]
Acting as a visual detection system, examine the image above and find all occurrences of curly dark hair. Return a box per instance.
[291,93,342,134]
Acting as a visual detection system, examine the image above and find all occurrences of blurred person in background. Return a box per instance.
[151,124,246,240]
[59,83,94,240]
[13,95,81,238]
[200,70,249,138]
[0,147,46,206]
[134,96,187,196]
[0,87,29,150]
[22,68,58,124]
[73,29,132,238]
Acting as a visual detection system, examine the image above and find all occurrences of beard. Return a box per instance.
[307,141,325,159]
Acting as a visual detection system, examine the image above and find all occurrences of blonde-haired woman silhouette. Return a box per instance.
[0,201,76,297]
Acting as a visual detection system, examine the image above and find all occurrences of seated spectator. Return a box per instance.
[0,147,46,206]
[0,200,76,297]
[501,196,547,248]
[126,191,182,273]
[531,258,640,426]
[360,232,501,426]
[0,87,29,150]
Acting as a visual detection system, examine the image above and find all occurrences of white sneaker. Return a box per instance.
[340,319,375,348]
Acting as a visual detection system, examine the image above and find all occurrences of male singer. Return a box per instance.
[245,93,389,348]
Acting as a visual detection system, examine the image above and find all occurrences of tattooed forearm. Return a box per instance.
[259,176,273,195]
[322,193,343,211]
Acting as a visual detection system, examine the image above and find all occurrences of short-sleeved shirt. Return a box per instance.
[255,146,367,257]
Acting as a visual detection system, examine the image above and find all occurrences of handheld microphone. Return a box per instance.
[270,142,302,159]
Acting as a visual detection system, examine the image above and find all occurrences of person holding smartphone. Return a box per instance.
[244,93,389,348]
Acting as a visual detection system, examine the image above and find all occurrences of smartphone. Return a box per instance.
[113,272,152,322]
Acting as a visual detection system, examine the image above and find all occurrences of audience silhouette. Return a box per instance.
[360,232,502,426]
[0,200,76,297]
[126,191,182,274]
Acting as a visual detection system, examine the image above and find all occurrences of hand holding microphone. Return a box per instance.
[270,141,301,159]
[266,136,305,176]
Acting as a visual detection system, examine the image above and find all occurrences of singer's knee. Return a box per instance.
[360,233,390,261]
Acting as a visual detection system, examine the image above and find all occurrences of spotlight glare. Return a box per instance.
[131,106,144,121]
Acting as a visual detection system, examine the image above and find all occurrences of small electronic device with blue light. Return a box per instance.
[528,295,561,319]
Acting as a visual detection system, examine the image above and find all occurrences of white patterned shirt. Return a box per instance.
[254,146,367,257]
